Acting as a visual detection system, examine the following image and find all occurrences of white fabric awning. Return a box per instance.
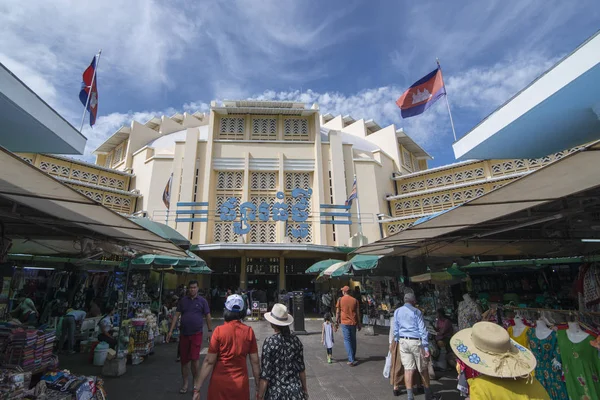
[357,141,600,256]
[0,147,187,257]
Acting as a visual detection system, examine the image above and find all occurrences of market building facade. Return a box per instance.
[90,100,432,292]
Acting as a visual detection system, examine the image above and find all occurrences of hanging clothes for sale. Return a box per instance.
[526,329,569,400]
[457,294,482,330]
[556,329,600,400]
[507,323,530,349]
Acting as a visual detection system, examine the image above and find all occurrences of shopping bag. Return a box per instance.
[383,351,391,379]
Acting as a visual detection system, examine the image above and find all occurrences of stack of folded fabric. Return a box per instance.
[4,329,38,371]
[40,330,56,368]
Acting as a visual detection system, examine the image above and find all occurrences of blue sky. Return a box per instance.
[1,0,599,166]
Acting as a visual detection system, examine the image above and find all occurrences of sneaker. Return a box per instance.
[327,356,332,364]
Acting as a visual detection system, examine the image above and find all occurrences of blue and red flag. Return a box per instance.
[396,67,446,118]
[345,178,358,207]
[79,56,99,127]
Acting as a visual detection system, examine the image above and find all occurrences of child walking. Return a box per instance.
[322,312,335,363]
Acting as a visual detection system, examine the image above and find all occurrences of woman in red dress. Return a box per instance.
[194,294,260,400]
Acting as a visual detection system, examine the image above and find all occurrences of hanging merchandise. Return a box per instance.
[457,294,482,330]
[526,328,569,400]
[556,326,600,400]
[507,317,530,348]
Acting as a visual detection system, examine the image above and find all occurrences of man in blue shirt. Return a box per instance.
[393,293,434,400]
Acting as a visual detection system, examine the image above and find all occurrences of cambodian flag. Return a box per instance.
[345,179,358,207]
[396,67,446,118]
[79,56,98,127]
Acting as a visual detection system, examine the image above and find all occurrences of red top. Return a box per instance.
[207,320,258,400]
[337,295,359,325]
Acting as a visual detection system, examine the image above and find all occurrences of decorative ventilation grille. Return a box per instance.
[249,223,277,243]
[386,221,413,235]
[74,187,132,213]
[20,157,33,164]
[283,118,309,141]
[214,222,241,243]
[39,161,70,177]
[218,117,245,139]
[286,223,313,243]
[252,118,277,140]
[114,147,123,165]
[402,149,412,170]
[391,184,491,217]
[216,194,240,215]
[284,173,311,191]
[217,171,244,190]
[250,172,277,190]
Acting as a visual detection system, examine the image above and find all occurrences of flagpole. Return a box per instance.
[353,174,363,236]
[436,58,457,142]
[79,49,102,133]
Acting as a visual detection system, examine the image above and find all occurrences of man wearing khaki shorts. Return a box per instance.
[393,293,435,400]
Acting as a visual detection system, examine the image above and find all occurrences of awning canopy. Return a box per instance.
[0,147,187,258]
[305,259,344,275]
[0,62,86,154]
[129,217,191,249]
[410,266,466,285]
[128,251,208,269]
[356,141,600,258]
[453,31,600,160]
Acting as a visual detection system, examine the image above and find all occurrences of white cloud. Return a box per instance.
[75,51,556,164]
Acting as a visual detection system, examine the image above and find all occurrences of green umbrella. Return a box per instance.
[305,259,344,274]
[316,261,350,281]
[122,251,209,271]
[172,265,212,274]
[129,216,191,249]
[348,254,383,270]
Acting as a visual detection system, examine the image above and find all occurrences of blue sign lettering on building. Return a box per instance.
[219,188,312,237]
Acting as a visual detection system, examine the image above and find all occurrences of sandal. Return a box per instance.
[179,386,188,394]
[192,387,200,400]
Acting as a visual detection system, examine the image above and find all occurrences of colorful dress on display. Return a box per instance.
[457,300,482,330]
[556,330,600,400]
[526,329,569,400]
[507,325,530,348]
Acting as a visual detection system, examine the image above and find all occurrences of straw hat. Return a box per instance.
[450,322,536,378]
[264,303,294,326]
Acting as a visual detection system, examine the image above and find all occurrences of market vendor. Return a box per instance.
[60,309,86,354]
[11,291,39,325]
[98,305,117,349]
[435,308,454,351]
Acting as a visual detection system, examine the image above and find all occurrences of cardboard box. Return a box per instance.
[105,349,116,361]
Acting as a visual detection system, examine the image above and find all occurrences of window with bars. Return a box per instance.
[251,118,277,140]
[218,117,245,140]
[214,171,243,242]
[402,149,412,170]
[283,118,309,141]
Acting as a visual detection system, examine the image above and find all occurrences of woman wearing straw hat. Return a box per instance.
[450,321,550,399]
[257,303,308,400]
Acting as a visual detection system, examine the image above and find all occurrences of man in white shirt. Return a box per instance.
[393,293,434,400]
[61,309,86,354]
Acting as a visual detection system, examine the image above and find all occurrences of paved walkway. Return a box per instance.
[61,320,461,399]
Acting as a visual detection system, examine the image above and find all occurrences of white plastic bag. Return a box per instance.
[383,351,391,378]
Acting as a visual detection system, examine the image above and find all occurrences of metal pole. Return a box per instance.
[436,58,458,142]
[354,174,363,236]
[117,257,131,353]
[79,49,102,132]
